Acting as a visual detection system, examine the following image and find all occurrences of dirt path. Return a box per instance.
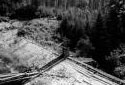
[25,58,119,85]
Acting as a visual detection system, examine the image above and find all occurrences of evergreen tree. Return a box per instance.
[119,0,125,42]
[90,12,108,65]
[90,0,125,74]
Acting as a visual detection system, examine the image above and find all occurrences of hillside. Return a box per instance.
[0,18,61,74]
[0,0,125,84]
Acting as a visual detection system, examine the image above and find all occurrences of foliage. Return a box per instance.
[76,37,93,57]
[106,44,125,78]
[2,0,125,79]
[0,49,30,73]
[14,64,30,73]
[0,62,10,74]
[0,0,108,20]
[90,12,107,61]
[57,8,87,48]
[114,66,125,79]
[36,6,55,18]
[56,7,96,58]
[10,5,37,20]
[0,0,39,20]
[89,0,125,78]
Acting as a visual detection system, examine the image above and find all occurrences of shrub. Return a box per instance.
[114,66,125,79]
[10,5,37,20]
[14,64,30,73]
[0,0,39,20]
[36,6,55,18]
[56,7,96,58]
[105,43,125,78]
[0,62,10,74]
[0,49,31,73]
[75,37,93,57]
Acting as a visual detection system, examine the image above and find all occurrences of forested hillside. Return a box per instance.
[0,0,108,19]
[1,0,125,80]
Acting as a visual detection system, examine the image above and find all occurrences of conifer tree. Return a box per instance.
[90,12,107,64]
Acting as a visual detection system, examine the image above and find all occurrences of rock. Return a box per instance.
[0,62,10,74]
[25,78,51,85]
[0,22,11,30]
[12,21,23,28]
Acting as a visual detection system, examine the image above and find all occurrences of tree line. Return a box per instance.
[57,0,125,79]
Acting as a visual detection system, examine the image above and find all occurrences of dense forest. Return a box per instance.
[0,0,108,19]
[0,0,125,79]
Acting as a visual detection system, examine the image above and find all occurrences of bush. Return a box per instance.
[56,7,95,58]
[75,38,93,57]
[0,62,10,74]
[105,43,125,78]
[36,6,55,18]
[10,5,37,20]
[14,64,30,73]
[0,49,30,73]
[114,66,125,79]
[0,0,39,20]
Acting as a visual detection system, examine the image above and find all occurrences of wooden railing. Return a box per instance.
[67,57,125,85]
